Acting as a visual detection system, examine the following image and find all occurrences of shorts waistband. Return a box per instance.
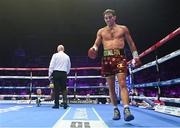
[103,49,124,56]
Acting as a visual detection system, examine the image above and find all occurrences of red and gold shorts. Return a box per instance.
[101,49,127,77]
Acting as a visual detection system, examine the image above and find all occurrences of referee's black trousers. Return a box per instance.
[52,71,67,106]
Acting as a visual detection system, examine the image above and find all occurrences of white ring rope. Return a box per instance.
[132,49,180,73]
[130,96,180,104]
[0,86,109,89]
[0,94,109,99]
[0,94,179,104]
[0,75,102,79]
[133,78,180,88]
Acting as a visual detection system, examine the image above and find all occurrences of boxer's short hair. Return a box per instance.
[103,9,116,16]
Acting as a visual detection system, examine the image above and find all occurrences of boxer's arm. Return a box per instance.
[124,26,141,67]
[124,26,139,58]
[92,29,102,51]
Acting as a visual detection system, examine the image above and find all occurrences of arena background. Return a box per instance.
[0,0,179,67]
[0,1,180,128]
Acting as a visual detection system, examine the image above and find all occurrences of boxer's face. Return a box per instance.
[104,13,116,27]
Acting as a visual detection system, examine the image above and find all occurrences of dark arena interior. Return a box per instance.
[0,0,180,128]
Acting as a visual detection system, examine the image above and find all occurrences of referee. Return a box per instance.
[48,44,71,109]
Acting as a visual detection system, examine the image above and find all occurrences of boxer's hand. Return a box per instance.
[131,57,141,68]
[88,47,97,59]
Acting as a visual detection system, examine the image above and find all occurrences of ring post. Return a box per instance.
[73,71,77,99]
[128,64,134,88]
[29,71,33,104]
[154,47,161,101]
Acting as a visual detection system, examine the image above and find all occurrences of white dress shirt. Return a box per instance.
[48,51,71,77]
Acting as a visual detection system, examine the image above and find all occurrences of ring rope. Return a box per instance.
[138,27,180,59]
[130,96,180,104]
[133,78,180,88]
[0,86,109,89]
[0,94,109,99]
[2,94,179,104]
[0,75,102,79]
[0,94,178,104]
[0,67,101,71]
[132,49,180,73]
[1,50,179,79]
[1,78,179,90]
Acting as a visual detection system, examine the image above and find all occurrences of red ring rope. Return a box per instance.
[139,27,180,59]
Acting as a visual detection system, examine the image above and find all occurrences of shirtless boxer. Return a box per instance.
[88,9,141,121]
